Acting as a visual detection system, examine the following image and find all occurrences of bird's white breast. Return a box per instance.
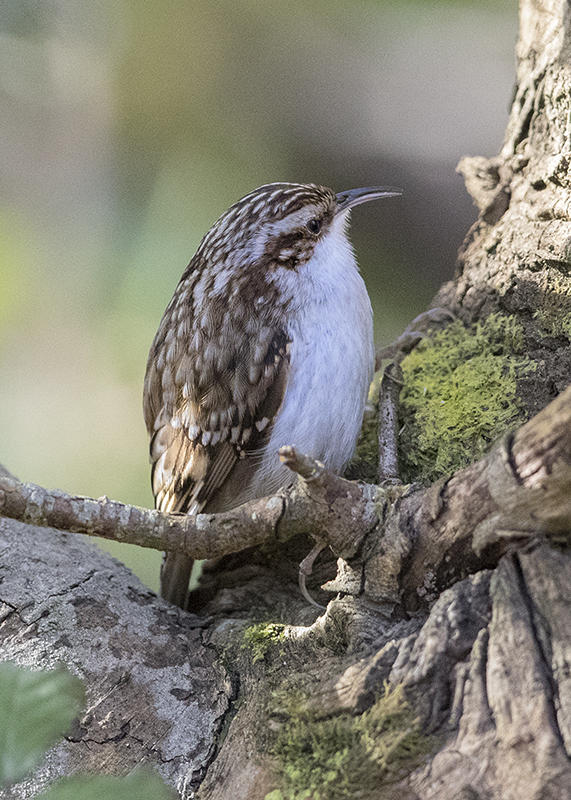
[251,214,374,496]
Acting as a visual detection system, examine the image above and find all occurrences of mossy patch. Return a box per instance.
[532,272,571,341]
[398,314,536,483]
[242,623,286,663]
[267,684,429,800]
[345,373,384,483]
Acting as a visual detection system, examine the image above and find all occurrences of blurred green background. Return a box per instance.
[0,0,516,591]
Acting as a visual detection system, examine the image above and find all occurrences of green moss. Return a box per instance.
[535,310,571,340]
[270,684,429,800]
[242,623,286,663]
[532,272,571,340]
[345,403,380,483]
[271,687,312,720]
[399,314,535,483]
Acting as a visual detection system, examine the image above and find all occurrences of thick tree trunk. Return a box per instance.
[1,2,570,799]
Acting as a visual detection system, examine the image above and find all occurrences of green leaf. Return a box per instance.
[37,771,177,800]
[0,662,84,785]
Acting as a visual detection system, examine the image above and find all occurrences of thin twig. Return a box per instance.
[377,362,403,485]
[279,446,328,483]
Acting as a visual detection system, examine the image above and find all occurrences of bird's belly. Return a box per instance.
[252,295,374,496]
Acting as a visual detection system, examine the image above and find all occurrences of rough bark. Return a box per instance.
[1,1,570,799]
[0,521,231,798]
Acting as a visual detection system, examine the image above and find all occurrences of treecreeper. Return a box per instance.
[143,182,401,607]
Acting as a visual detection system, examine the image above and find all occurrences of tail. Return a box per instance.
[160,552,194,608]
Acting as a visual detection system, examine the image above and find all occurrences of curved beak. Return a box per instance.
[335,186,403,214]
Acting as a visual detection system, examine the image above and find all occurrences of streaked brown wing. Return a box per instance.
[144,326,290,515]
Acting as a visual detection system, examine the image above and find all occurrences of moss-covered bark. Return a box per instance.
[398,314,536,483]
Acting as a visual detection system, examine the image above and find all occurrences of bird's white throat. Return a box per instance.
[251,215,374,497]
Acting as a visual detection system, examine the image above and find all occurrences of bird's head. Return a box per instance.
[174,182,401,327]
[199,182,401,273]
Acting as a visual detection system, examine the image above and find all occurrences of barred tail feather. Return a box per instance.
[160,553,194,608]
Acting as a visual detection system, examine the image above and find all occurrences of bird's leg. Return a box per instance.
[278,448,338,608]
[298,541,327,610]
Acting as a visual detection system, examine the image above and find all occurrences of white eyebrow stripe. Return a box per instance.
[268,204,321,235]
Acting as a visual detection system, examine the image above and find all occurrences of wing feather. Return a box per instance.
[144,316,290,515]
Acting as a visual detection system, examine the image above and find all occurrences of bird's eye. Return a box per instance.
[307,217,321,235]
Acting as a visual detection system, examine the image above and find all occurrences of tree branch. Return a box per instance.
[0,450,376,562]
[1,386,569,606]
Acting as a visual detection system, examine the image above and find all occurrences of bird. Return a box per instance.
[143,182,402,608]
